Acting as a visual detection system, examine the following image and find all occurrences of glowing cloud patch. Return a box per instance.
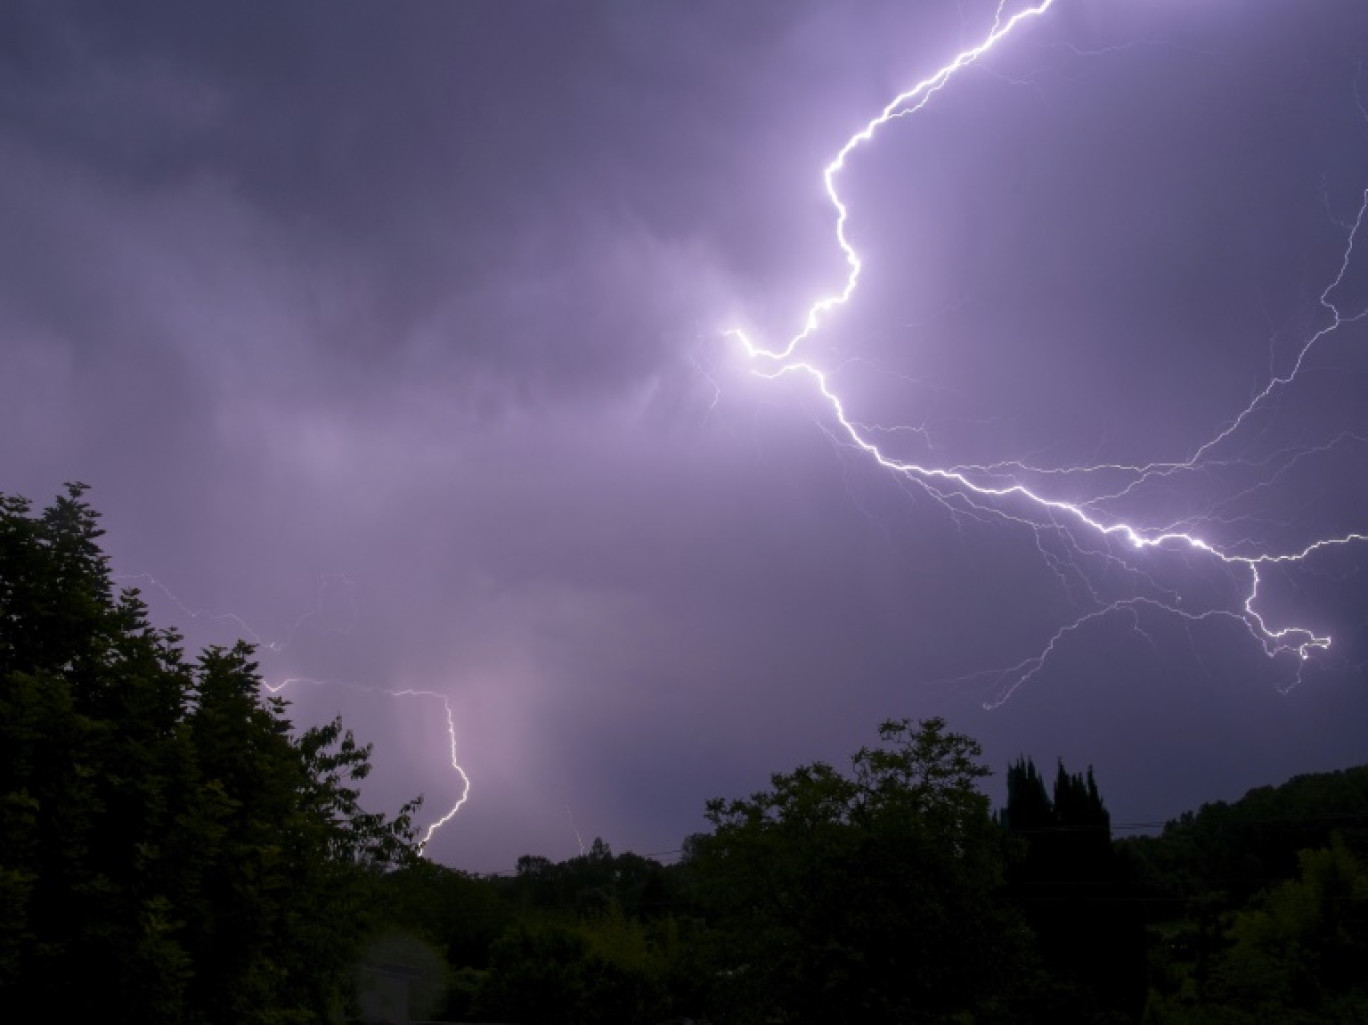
[725,0,1368,704]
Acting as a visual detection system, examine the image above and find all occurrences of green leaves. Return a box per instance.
[1205,838,1368,1015]
[0,487,422,1022]
[690,717,1028,1024]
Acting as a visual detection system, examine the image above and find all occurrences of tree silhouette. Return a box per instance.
[0,485,420,1023]
[690,718,1031,1024]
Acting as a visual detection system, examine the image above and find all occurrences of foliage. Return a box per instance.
[498,835,679,921]
[1144,838,1368,1024]
[378,858,514,970]
[689,717,1031,1024]
[354,931,449,1023]
[1215,838,1368,1007]
[1130,768,1368,1025]
[466,837,701,1024]
[1128,766,1368,906]
[0,485,420,1023]
[1000,758,1147,1020]
[12,484,1368,1024]
[470,921,668,1025]
[362,726,1368,1025]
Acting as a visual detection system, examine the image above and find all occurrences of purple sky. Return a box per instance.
[3,0,1368,871]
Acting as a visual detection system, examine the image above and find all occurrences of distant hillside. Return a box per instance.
[1124,764,1368,901]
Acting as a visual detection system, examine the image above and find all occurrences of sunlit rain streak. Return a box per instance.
[725,0,1368,704]
[117,573,471,852]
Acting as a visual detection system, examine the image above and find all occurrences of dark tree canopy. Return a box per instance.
[0,485,420,1023]
[10,485,1368,1025]
[999,757,1145,1019]
[689,717,1031,1025]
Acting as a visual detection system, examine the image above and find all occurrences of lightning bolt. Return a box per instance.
[118,573,470,850]
[566,805,587,856]
[262,676,471,852]
[117,572,357,653]
[726,0,1368,704]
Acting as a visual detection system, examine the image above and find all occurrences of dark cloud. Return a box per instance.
[2,0,1366,870]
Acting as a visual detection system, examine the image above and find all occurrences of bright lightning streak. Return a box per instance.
[726,0,1368,703]
[119,573,471,851]
[262,677,472,852]
[410,689,472,849]
[735,0,1060,367]
[566,806,587,856]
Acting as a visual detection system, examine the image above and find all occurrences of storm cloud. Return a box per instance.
[3,0,1367,869]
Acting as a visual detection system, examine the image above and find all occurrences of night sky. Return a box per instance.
[3,0,1368,871]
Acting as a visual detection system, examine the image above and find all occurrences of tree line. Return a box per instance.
[4,487,1367,1023]
[1,487,420,1023]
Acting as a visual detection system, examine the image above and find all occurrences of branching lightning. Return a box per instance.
[726,0,1368,704]
[118,572,358,653]
[261,676,471,851]
[118,573,470,851]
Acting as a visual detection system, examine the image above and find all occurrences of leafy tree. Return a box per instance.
[689,717,1031,1024]
[1215,837,1368,1009]
[0,485,420,1023]
[498,837,681,924]
[1147,838,1368,1024]
[1001,757,1144,1021]
[1129,766,1368,909]
[380,858,514,969]
[1001,755,1054,833]
[472,921,667,1025]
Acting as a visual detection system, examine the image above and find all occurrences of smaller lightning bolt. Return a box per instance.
[407,688,472,849]
[566,805,587,856]
[118,572,471,852]
[264,676,472,851]
[117,571,357,653]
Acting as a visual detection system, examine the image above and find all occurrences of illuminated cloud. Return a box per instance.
[2,0,1366,869]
